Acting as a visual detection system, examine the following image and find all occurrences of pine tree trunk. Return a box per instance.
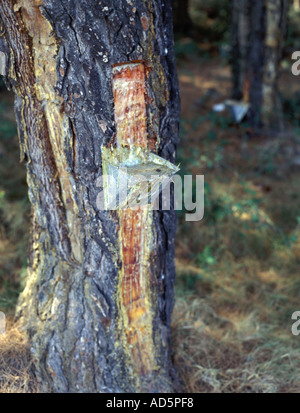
[231,0,249,101]
[0,0,180,393]
[231,0,287,130]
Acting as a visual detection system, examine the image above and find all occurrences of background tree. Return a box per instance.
[172,0,194,37]
[0,0,180,392]
[231,0,287,129]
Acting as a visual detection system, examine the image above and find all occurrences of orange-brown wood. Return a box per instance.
[112,62,156,374]
[112,63,148,148]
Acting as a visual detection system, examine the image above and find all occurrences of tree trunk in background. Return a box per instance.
[231,0,287,129]
[231,0,249,101]
[294,0,300,12]
[0,0,180,392]
[172,0,193,37]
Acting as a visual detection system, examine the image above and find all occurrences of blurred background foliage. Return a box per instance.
[1,0,300,393]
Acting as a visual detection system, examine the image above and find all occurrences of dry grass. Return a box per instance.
[172,296,300,393]
[0,320,38,393]
[171,55,300,393]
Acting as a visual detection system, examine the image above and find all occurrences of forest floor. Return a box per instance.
[172,43,300,393]
[1,46,300,392]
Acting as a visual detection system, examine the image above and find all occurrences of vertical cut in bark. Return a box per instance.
[112,63,148,148]
[112,62,157,379]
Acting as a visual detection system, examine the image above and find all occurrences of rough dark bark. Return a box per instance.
[231,0,287,130]
[0,0,180,393]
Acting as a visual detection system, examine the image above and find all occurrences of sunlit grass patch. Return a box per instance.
[0,319,38,393]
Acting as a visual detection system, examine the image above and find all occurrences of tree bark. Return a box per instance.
[231,0,249,101]
[231,0,287,130]
[0,0,180,393]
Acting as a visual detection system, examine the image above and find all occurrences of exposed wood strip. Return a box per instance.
[112,62,156,376]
